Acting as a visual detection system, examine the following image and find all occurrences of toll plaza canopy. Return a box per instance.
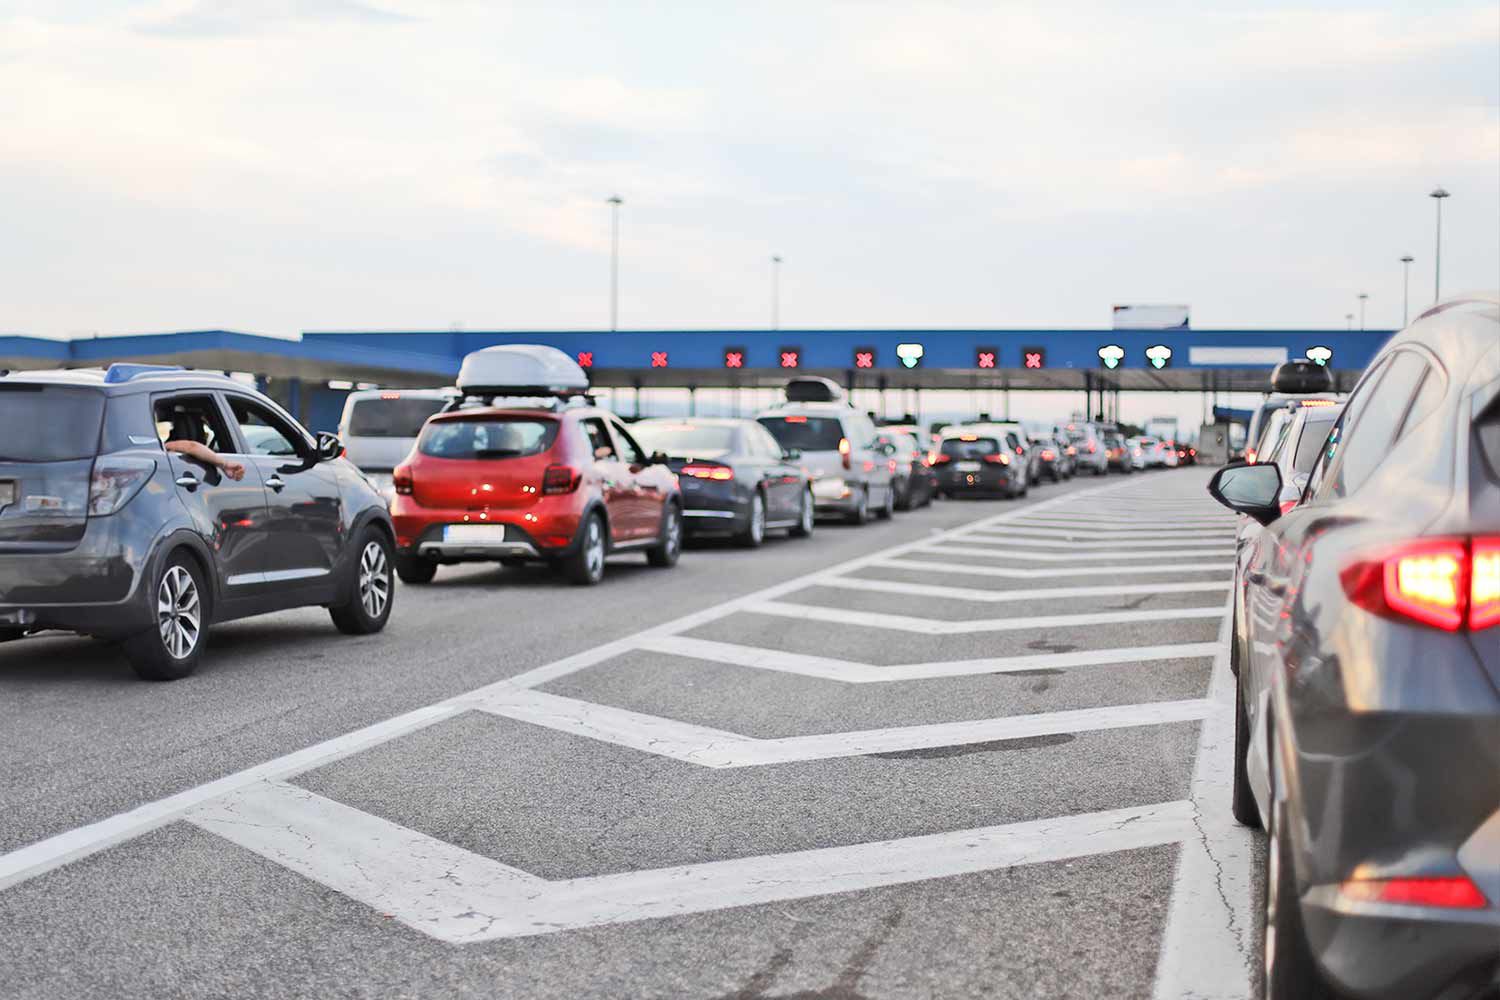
[1,326,1394,392]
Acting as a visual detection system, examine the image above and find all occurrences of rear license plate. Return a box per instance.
[0,481,13,512]
[444,524,507,544]
[955,461,982,472]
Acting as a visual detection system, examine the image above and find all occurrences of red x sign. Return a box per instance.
[1024,352,1043,369]
[650,351,669,368]
[724,350,743,368]
[977,351,996,369]
[854,351,874,369]
[576,351,594,369]
[780,351,799,369]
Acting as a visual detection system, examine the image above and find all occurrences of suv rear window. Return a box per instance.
[758,416,845,451]
[631,423,736,458]
[418,418,558,459]
[348,396,447,438]
[0,386,104,461]
[941,437,1000,458]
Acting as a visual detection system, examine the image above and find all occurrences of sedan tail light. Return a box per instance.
[838,437,852,470]
[930,452,950,465]
[681,463,734,481]
[983,453,1011,465]
[1341,537,1500,631]
[1341,876,1488,910]
[393,466,413,495]
[542,464,581,495]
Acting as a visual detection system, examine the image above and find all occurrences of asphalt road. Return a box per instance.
[0,468,1262,1000]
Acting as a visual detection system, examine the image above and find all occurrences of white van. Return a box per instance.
[338,388,457,500]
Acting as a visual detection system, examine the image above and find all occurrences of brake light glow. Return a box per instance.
[1041,450,1055,460]
[931,452,950,464]
[1298,399,1338,407]
[681,464,734,481]
[983,453,1011,465]
[1245,448,1258,464]
[393,466,413,495]
[1340,876,1488,910]
[542,464,580,495]
[1087,442,1097,454]
[1279,499,1299,515]
[839,437,851,470]
[380,392,402,400]
[785,415,807,423]
[1341,537,1500,631]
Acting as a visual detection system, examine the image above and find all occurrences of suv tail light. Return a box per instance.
[88,458,156,516]
[1086,441,1097,454]
[542,464,581,495]
[930,451,949,465]
[392,466,413,495]
[838,437,851,470]
[983,453,1011,465]
[1341,876,1488,910]
[681,463,733,481]
[1341,537,1500,631]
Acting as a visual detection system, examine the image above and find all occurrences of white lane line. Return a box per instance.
[636,635,1220,683]
[878,557,1233,578]
[192,781,1199,943]
[0,479,1141,892]
[952,534,1233,550]
[474,687,1215,767]
[1005,517,1232,530]
[1151,593,1257,999]
[918,543,1232,562]
[814,576,1231,603]
[744,600,1224,634]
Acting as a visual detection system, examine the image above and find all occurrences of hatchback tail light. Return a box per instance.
[1087,441,1097,454]
[542,464,581,495]
[88,458,156,516]
[1341,537,1500,631]
[681,463,733,481]
[1341,876,1488,910]
[931,452,950,465]
[1041,449,1056,461]
[392,466,413,495]
[983,453,1011,465]
[838,437,851,470]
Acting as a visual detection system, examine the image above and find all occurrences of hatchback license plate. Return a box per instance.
[444,524,507,544]
[955,461,982,472]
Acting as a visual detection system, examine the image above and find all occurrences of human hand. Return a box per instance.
[221,460,246,482]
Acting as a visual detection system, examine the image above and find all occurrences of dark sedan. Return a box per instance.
[931,427,1027,499]
[876,430,937,510]
[630,418,814,547]
[1209,293,1499,1000]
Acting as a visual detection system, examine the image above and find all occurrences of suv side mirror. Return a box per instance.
[782,447,802,461]
[1208,462,1283,526]
[315,431,344,463]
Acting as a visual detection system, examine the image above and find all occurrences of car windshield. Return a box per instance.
[940,437,1000,458]
[757,416,845,451]
[631,423,736,458]
[348,396,447,438]
[0,386,104,461]
[418,418,557,459]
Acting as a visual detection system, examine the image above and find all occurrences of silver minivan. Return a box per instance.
[757,379,896,524]
[338,388,455,501]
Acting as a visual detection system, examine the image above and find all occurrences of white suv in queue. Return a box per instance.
[757,378,897,524]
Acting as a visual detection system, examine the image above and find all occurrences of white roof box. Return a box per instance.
[456,345,590,396]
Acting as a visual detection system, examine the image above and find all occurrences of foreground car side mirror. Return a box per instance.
[315,431,344,463]
[1208,462,1283,526]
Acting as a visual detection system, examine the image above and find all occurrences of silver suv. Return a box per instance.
[757,379,896,524]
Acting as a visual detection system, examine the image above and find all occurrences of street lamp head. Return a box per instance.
[1400,255,1414,263]
[772,255,783,264]
[1429,187,1450,200]
[1358,292,1369,300]
[606,195,623,206]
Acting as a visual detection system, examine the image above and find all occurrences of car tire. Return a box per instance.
[738,491,767,548]
[1265,754,1336,1000]
[790,488,815,538]
[894,477,911,511]
[122,552,208,681]
[562,512,607,585]
[875,483,895,520]
[330,529,395,636]
[1232,679,1261,828]
[395,555,437,585]
[646,502,683,567]
[845,487,870,525]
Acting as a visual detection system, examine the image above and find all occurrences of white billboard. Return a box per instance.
[1112,304,1190,329]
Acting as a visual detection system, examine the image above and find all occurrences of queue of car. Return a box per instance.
[1209,295,1500,1000]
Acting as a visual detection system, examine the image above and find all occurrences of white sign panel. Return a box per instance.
[1112,304,1190,329]
[1187,346,1288,366]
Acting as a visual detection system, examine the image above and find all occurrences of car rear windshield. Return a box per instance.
[940,437,1000,458]
[757,416,845,451]
[348,396,447,438]
[1292,413,1339,472]
[0,386,104,461]
[417,418,557,459]
[631,423,736,458]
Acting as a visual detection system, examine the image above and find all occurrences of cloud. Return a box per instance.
[136,0,414,38]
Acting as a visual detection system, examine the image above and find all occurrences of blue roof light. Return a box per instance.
[104,363,185,384]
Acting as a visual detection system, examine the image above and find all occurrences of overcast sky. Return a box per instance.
[3,0,1497,340]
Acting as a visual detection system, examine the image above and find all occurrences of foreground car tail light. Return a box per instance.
[392,466,413,495]
[1341,537,1500,631]
[681,463,733,481]
[88,458,156,516]
[542,464,581,495]
[838,437,851,470]
[1341,876,1488,910]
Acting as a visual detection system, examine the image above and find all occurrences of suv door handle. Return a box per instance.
[265,475,286,492]
[175,474,201,490]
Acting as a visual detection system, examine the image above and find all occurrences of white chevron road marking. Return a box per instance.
[812,576,1230,603]
[742,600,1224,634]
[877,557,1233,578]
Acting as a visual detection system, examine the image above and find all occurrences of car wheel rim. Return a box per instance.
[668,509,682,554]
[751,496,765,542]
[586,519,605,578]
[157,565,201,660]
[358,541,390,619]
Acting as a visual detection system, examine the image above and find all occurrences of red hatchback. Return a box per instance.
[390,404,683,586]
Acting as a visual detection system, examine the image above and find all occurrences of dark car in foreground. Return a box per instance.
[0,364,395,680]
[932,425,1028,498]
[1209,293,1500,1000]
[630,418,814,547]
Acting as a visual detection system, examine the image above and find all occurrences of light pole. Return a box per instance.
[607,195,623,331]
[1345,312,1354,331]
[1400,255,1414,326]
[1357,292,1369,331]
[1429,187,1449,303]
[771,255,783,331]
